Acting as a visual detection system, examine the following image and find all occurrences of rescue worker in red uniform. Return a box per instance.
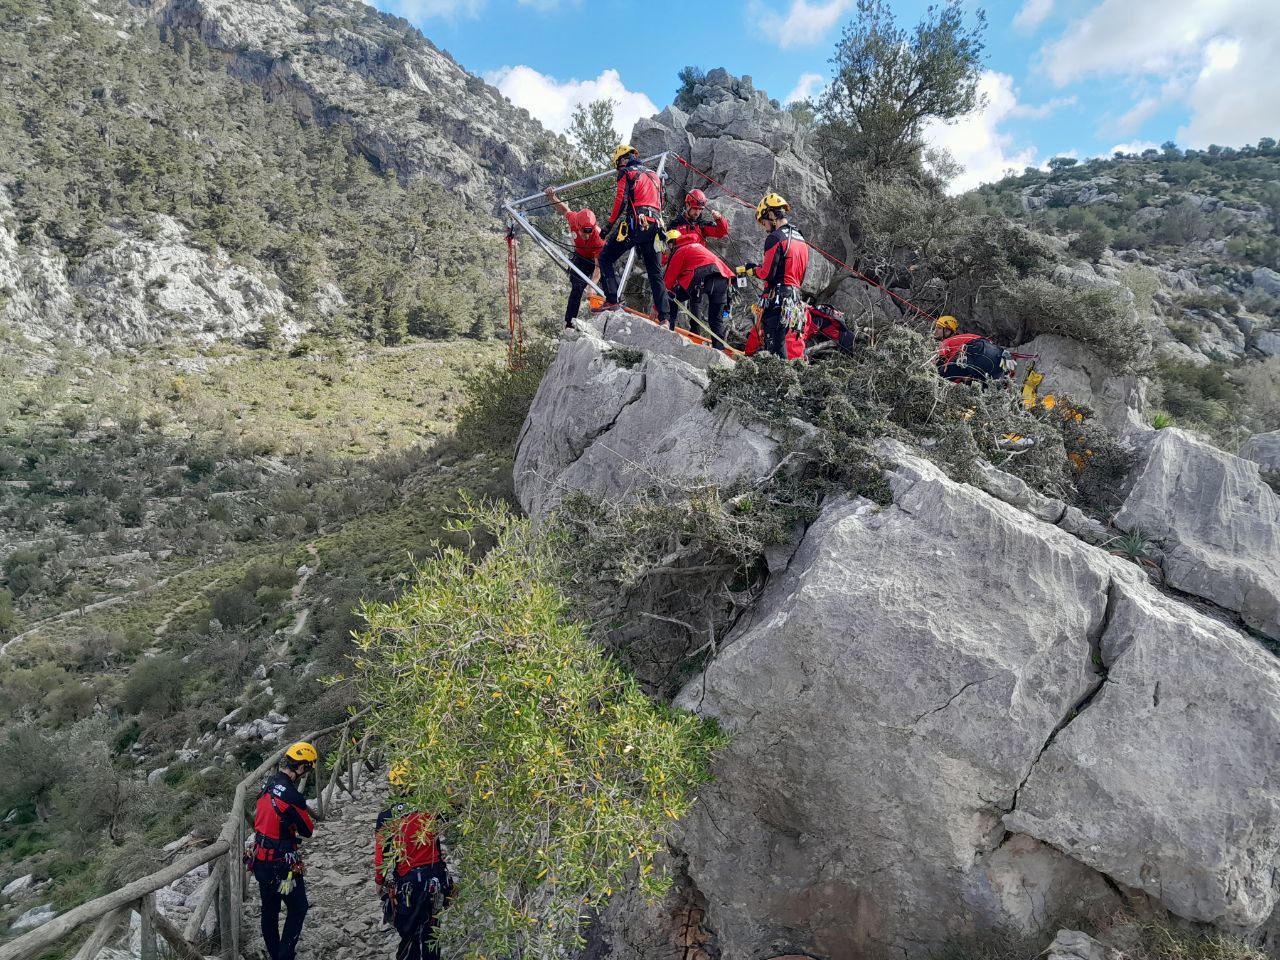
[669,189,729,246]
[662,229,734,344]
[252,741,318,960]
[739,193,810,359]
[376,765,452,960]
[544,187,605,329]
[932,315,1011,383]
[598,144,670,322]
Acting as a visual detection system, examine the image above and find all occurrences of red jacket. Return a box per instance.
[609,163,662,222]
[375,804,443,887]
[752,225,809,291]
[664,234,733,293]
[670,210,729,243]
[254,772,314,862]
[936,333,982,365]
[564,209,604,259]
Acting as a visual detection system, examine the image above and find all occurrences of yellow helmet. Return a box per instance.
[388,763,410,787]
[611,143,637,167]
[935,315,959,332]
[285,741,318,764]
[665,229,682,243]
[755,193,790,222]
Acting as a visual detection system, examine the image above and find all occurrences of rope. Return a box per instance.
[671,155,939,323]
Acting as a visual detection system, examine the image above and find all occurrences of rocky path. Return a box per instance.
[243,777,397,960]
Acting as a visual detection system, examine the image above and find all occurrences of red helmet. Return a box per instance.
[685,189,707,209]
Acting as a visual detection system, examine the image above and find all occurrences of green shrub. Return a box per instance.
[1154,358,1240,436]
[121,654,190,716]
[352,500,724,959]
[454,341,556,455]
[0,725,72,820]
[1002,275,1150,372]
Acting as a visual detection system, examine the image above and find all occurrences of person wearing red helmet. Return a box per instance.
[670,189,729,246]
[662,230,734,344]
[544,187,604,329]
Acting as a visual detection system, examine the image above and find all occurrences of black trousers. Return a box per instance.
[386,865,449,960]
[564,253,595,326]
[254,861,308,960]
[761,306,788,358]
[599,220,669,320]
[686,271,728,344]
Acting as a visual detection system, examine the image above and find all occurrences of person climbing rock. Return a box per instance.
[597,144,670,321]
[669,189,729,246]
[544,187,604,329]
[662,229,734,343]
[251,741,318,960]
[739,193,809,359]
[376,764,452,960]
[933,315,1015,384]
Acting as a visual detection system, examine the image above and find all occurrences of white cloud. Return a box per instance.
[924,71,1039,194]
[396,0,485,18]
[1108,140,1160,156]
[1039,0,1280,148]
[1009,94,1076,119]
[1012,0,1053,34]
[485,66,658,140]
[785,72,826,105]
[756,0,852,49]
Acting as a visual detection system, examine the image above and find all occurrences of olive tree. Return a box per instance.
[817,0,987,198]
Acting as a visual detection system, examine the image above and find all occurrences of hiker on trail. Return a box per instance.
[544,187,604,330]
[376,764,452,960]
[738,193,810,359]
[597,144,670,321]
[662,229,734,343]
[669,189,729,246]
[252,741,318,960]
[933,315,1015,384]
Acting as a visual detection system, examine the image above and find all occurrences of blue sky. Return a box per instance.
[374,0,1279,191]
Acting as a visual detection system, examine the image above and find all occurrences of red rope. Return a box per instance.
[672,154,939,322]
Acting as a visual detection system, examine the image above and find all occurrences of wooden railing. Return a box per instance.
[0,709,374,960]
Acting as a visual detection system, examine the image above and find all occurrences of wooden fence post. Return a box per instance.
[139,894,158,960]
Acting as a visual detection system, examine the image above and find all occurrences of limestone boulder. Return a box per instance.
[1005,581,1280,927]
[661,451,1139,958]
[1113,428,1280,639]
[1241,430,1280,475]
[513,312,783,518]
[1019,334,1149,433]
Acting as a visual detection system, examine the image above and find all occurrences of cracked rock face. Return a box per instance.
[1114,428,1280,640]
[585,446,1280,958]
[1004,581,1280,927]
[659,452,1139,958]
[513,312,783,518]
[1018,333,1148,434]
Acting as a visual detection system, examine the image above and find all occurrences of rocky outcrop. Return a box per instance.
[513,311,784,518]
[630,70,838,294]
[518,323,1280,958]
[1113,428,1280,640]
[156,0,562,207]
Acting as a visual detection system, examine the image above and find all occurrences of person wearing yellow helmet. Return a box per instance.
[596,143,671,323]
[251,741,319,960]
[933,315,1017,384]
[376,763,452,960]
[738,193,810,358]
